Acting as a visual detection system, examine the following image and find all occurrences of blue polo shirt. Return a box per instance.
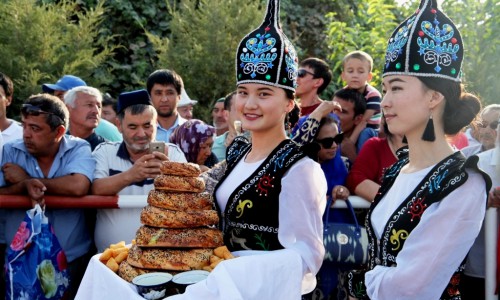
[155,115,187,143]
[1,135,95,262]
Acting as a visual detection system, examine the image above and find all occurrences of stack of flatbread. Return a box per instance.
[118,161,223,282]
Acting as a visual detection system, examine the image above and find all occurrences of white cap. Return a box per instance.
[178,89,198,107]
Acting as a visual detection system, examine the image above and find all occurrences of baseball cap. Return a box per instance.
[178,89,198,107]
[42,75,87,93]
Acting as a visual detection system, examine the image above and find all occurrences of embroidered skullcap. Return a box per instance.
[117,89,152,113]
[235,0,298,92]
[383,0,463,82]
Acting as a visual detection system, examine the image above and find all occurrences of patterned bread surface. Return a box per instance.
[147,190,213,211]
[141,205,219,228]
[135,225,223,248]
[160,161,201,177]
[127,244,213,271]
[154,175,205,192]
[118,260,179,283]
[118,260,154,282]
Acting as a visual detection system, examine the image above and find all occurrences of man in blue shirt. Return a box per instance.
[0,93,95,298]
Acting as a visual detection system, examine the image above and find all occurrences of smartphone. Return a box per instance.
[149,142,166,154]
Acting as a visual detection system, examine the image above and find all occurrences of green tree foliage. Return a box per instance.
[89,0,176,95]
[0,0,114,116]
[147,0,263,122]
[443,0,499,106]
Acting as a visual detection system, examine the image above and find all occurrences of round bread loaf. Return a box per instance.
[118,260,156,283]
[127,244,213,271]
[147,190,213,211]
[154,175,205,193]
[135,226,223,248]
[141,205,219,228]
[160,161,201,177]
[118,259,180,283]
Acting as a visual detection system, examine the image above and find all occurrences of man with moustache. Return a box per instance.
[460,105,500,298]
[462,104,500,157]
[91,89,186,252]
[211,97,229,136]
[146,69,187,143]
[64,86,107,150]
[0,94,95,298]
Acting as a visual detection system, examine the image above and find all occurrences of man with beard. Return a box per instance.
[146,69,187,143]
[91,89,186,252]
[64,86,107,150]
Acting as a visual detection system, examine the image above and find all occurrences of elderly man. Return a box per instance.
[0,93,95,298]
[461,106,500,298]
[65,86,107,150]
[91,89,186,252]
[42,74,122,142]
[177,88,198,120]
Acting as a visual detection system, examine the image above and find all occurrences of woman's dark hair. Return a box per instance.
[285,89,295,101]
[419,77,481,135]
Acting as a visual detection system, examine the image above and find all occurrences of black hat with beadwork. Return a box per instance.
[235,0,298,92]
[383,0,463,82]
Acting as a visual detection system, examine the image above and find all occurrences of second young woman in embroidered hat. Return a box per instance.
[343,0,491,299]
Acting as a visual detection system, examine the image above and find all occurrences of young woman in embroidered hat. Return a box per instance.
[165,0,327,299]
[343,0,491,299]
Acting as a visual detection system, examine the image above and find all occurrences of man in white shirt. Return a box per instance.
[91,89,187,252]
[0,72,22,298]
[0,73,22,143]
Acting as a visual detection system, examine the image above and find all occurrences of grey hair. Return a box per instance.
[64,86,102,108]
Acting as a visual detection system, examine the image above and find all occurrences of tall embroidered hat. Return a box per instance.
[235,0,298,92]
[383,0,463,82]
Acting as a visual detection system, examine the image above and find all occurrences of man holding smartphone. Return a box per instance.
[90,89,187,252]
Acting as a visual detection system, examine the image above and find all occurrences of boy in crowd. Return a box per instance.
[341,50,381,143]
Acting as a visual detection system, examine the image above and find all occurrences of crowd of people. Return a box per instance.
[0,0,498,299]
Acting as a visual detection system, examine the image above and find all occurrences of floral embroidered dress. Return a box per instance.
[345,151,491,299]
[215,136,307,251]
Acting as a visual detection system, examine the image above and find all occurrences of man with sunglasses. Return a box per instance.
[0,93,95,298]
[462,104,500,158]
[460,104,500,297]
[295,57,332,116]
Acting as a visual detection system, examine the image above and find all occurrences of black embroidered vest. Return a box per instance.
[214,136,305,252]
[345,151,491,300]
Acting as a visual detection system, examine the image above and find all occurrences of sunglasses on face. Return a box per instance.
[21,104,64,124]
[316,132,344,148]
[479,120,499,130]
[297,69,316,78]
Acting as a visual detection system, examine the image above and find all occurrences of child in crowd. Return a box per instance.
[341,50,382,143]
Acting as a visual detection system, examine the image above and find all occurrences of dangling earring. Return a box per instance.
[421,113,436,142]
[402,135,408,144]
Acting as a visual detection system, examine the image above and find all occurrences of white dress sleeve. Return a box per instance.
[365,172,487,300]
[167,158,327,299]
